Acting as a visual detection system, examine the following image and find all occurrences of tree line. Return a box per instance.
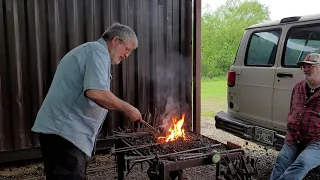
[201,0,270,78]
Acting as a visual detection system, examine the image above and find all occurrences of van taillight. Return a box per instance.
[227,71,236,87]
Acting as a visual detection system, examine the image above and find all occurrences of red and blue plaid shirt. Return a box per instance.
[286,80,320,145]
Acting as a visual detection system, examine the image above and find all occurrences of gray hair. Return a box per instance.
[101,22,138,49]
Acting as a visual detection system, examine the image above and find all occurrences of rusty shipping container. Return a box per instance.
[0,0,201,163]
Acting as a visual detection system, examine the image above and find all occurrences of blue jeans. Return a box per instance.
[270,140,320,180]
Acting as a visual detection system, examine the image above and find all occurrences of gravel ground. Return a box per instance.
[0,116,320,180]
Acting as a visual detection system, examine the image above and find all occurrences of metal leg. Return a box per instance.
[116,140,125,180]
[216,163,221,179]
[169,170,184,180]
[160,163,170,180]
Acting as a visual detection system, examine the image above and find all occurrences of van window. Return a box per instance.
[245,30,280,66]
[283,25,320,67]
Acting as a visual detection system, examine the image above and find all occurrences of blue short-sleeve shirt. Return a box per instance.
[32,38,111,156]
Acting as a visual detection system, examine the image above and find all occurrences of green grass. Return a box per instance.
[201,77,227,117]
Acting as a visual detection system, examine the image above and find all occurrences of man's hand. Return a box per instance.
[123,104,142,122]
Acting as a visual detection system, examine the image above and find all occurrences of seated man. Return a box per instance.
[270,53,320,180]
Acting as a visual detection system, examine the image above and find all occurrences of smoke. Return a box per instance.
[150,52,190,129]
[159,96,183,131]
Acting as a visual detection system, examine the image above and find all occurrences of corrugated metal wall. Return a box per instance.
[0,0,192,156]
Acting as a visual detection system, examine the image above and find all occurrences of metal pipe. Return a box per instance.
[120,139,154,165]
[120,139,148,157]
[112,131,152,136]
[177,152,216,160]
[107,131,152,139]
[124,153,205,161]
[140,120,159,133]
[132,143,221,163]
[112,142,160,153]
[193,0,201,133]
[159,144,221,158]
[219,148,244,154]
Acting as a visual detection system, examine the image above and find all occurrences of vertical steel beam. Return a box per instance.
[193,0,201,133]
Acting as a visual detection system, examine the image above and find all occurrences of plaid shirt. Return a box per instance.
[286,80,320,145]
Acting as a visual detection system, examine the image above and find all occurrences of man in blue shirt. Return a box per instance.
[31,22,141,180]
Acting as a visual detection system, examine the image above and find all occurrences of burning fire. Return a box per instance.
[157,114,188,143]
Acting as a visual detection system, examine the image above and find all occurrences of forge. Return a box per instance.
[109,113,258,180]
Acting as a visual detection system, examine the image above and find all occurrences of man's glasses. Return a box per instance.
[300,64,316,70]
[117,37,132,54]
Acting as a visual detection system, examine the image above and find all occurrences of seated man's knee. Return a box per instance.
[295,154,316,169]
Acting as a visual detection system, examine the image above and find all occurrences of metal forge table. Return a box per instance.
[110,126,258,180]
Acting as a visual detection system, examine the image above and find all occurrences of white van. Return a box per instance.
[214,13,320,150]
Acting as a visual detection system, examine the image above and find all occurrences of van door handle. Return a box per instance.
[277,72,293,78]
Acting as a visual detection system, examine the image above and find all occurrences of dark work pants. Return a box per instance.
[39,133,88,180]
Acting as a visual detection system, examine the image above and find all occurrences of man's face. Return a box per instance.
[109,36,135,64]
[300,63,320,81]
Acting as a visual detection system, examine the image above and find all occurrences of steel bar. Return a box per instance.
[193,0,201,133]
[172,152,204,157]
[140,120,159,133]
[125,155,153,161]
[159,143,221,158]
[112,143,160,153]
[132,143,222,163]
[125,152,206,161]
[112,131,152,136]
[161,155,217,173]
[152,108,157,127]
[120,139,153,165]
[219,148,244,154]
[176,151,219,161]
[120,139,148,157]
[107,131,152,139]
[116,140,125,180]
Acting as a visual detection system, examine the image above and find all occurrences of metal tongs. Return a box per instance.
[140,119,159,133]
[134,110,160,133]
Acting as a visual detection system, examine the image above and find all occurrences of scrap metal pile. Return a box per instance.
[110,112,259,180]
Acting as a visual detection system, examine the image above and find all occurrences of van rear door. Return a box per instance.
[230,28,281,130]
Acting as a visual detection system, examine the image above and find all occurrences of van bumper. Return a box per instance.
[214,111,285,150]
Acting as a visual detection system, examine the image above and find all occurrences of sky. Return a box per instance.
[201,0,320,21]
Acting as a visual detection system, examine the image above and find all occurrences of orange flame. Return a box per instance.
[158,114,188,143]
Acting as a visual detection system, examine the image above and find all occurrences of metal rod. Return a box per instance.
[120,139,153,165]
[111,131,152,137]
[153,108,157,127]
[132,143,222,163]
[125,152,206,161]
[116,139,125,180]
[177,151,220,161]
[125,155,153,161]
[140,120,153,129]
[219,148,244,154]
[140,119,159,133]
[121,139,146,157]
[113,142,160,153]
[193,0,201,133]
[159,144,221,158]
[112,131,152,135]
[177,154,207,160]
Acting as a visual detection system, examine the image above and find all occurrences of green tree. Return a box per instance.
[202,0,270,78]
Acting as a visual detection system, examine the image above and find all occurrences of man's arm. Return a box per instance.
[83,49,141,121]
[85,89,142,121]
[85,89,128,110]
